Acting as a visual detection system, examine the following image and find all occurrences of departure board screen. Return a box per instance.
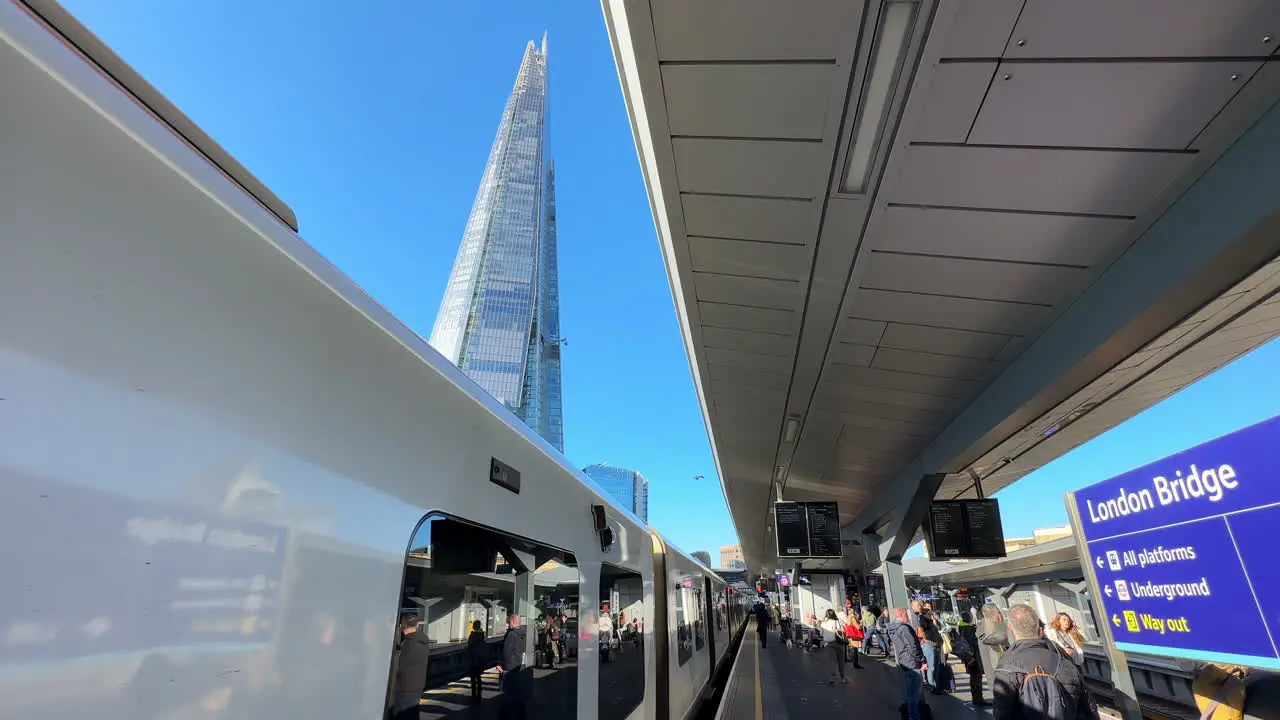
[925,499,1007,560]
[774,502,810,557]
[964,500,1007,557]
[774,501,843,559]
[806,501,843,558]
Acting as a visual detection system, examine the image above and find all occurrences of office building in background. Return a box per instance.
[429,35,563,452]
[720,544,744,569]
[583,464,649,522]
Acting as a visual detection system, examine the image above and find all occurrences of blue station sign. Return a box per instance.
[1072,414,1280,669]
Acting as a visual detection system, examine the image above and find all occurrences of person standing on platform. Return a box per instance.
[952,613,989,707]
[466,620,487,702]
[1046,613,1086,667]
[992,604,1095,720]
[888,607,926,720]
[843,610,865,669]
[820,609,849,684]
[978,603,1011,689]
[918,607,945,693]
[500,614,528,720]
[754,601,772,648]
[392,613,431,720]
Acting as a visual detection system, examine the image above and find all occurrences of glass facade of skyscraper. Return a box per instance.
[429,36,563,452]
[583,464,649,523]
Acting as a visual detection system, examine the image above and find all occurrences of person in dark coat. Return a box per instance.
[466,620,487,701]
[392,613,430,720]
[500,614,527,719]
[992,604,1096,720]
[955,610,990,706]
[753,602,772,648]
[887,607,926,720]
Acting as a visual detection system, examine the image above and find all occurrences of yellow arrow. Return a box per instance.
[1112,614,1121,627]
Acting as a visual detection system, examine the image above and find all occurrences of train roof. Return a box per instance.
[14,0,692,561]
[18,0,298,232]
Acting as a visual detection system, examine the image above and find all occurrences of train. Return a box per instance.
[0,1,749,719]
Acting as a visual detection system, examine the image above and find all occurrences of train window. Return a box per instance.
[389,514,580,720]
[675,585,693,666]
[599,564,645,718]
[693,588,706,651]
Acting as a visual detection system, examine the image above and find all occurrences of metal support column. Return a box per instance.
[882,560,910,611]
[1066,493,1143,720]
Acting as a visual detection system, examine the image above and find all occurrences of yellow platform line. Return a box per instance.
[753,627,763,720]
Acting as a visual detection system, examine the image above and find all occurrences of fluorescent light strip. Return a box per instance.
[782,416,801,443]
[841,0,919,194]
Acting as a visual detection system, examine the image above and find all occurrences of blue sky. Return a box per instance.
[62,0,1280,562]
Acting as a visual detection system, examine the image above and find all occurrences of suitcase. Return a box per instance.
[898,701,934,720]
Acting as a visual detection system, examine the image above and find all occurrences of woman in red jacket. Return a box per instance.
[843,611,865,669]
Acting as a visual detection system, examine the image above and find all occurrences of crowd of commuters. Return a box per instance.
[882,600,1097,720]
[750,596,1098,720]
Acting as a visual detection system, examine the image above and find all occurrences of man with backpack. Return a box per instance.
[992,604,1097,720]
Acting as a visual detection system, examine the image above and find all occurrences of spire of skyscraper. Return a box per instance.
[429,38,564,453]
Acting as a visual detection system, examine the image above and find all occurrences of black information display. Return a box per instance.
[774,501,843,559]
[775,502,810,557]
[806,501,843,558]
[925,499,1006,560]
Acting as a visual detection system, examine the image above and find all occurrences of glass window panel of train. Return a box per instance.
[599,564,645,718]
[675,583,693,666]
[693,587,705,651]
[388,514,579,720]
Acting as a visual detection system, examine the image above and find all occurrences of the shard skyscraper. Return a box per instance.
[429,35,564,453]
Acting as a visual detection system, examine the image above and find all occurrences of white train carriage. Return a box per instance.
[0,2,746,719]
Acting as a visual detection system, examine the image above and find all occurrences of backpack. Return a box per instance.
[952,630,977,666]
[1193,662,1247,720]
[1016,650,1076,720]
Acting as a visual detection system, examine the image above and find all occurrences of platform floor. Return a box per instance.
[719,621,995,719]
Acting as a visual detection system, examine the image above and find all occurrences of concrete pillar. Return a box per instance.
[507,548,538,663]
[1031,582,1051,624]
[861,533,882,568]
[882,560,910,611]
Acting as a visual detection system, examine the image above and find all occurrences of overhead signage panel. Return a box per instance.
[774,502,809,557]
[774,501,844,559]
[805,501,843,558]
[925,499,1006,560]
[1070,414,1280,670]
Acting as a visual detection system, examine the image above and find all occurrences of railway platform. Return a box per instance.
[716,620,991,720]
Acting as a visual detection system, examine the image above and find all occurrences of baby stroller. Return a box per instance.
[779,617,795,648]
[800,625,824,652]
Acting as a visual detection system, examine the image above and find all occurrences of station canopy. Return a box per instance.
[603,0,1280,569]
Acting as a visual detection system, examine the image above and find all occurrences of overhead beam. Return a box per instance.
[847,99,1280,537]
[879,473,947,563]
